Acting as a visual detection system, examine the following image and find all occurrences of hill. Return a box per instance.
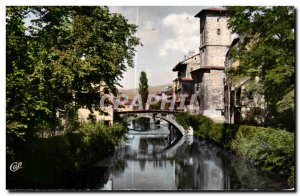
[118,84,172,99]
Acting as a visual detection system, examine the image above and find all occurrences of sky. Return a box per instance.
[109,6,209,90]
[22,6,210,90]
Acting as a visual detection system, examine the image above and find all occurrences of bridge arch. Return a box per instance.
[126,115,153,123]
[155,114,186,136]
[114,110,192,136]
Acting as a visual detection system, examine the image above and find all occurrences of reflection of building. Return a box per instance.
[174,140,230,190]
[224,37,267,125]
[190,8,231,119]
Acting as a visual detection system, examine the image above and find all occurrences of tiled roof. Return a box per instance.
[172,53,200,71]
[156,89,173,96]
[191,66,224,73]
[195,7,227,18]
[172,62,186,71]
[124,99,132,106]
[180,77,193,81]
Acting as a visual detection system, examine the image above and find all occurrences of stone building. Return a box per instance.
[78,84,113,126]
[191,7,231,119]
[224,37,267,125]
[172,50,200,109]
[78,106,113,125]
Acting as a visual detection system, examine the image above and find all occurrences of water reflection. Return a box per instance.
[97,121,290,191]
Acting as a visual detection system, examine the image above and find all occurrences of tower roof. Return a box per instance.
[195,7,227,18]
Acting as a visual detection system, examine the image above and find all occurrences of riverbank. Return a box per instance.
[7,122,126,189]
[173,113,295,187]
[100,122,290,190]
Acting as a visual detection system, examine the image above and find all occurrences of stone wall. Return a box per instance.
[197,12,230,119]
[202,14,231,47]
[202,70,225,111]
[183,54,201,78]
[78,106,113,125]
[205,46,229,67]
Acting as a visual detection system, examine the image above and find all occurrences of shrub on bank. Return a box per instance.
[10,122,126,188]
[173,112,295,186]
[230,125,294,185]
[69,122,127,161]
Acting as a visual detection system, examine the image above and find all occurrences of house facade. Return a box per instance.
[224,37,267,125]
[172,51,200,110]
[78,84,114,126]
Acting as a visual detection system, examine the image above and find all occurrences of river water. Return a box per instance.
[94,120,290,191]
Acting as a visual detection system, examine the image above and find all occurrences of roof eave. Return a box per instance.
[172,63,186,72]
[195,8,227,18]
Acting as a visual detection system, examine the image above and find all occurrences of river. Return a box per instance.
[93,120,290,191]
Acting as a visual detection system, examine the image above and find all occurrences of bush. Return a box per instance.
[173,112,295,186]
[70,122,126,160]
[9,122,126,188]
[230,126,294,184]
[173,113,191,129]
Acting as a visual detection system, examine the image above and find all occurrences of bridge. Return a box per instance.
[114,110,193,136]
[156,114,193,136]
[114,109,182,114]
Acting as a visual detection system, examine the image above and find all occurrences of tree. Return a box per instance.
[6,6,141,158]
[226,6,295,131]
[29,6,140,128]
[6,7,38,158]
[138,71,149,109]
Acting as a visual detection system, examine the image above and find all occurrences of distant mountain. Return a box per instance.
[118,84,172,99]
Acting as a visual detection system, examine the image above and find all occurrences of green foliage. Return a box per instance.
[6,6,140,157]
[173,112,191,129]
[174,113,222,142]
[173,112,295,187]
[226,6,295,131]
[273,90,295,131]
[231,126,294,185]
[72,122,127,157]
[138,71,149,107]
[10,122,126,188]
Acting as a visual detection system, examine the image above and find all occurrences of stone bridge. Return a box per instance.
[114,110,193,136]
[156,114,193,136]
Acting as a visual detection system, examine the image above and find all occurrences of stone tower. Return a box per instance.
[191,7,231,118]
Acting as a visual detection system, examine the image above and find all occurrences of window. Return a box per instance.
[217,28,220,35]
[235,88,241,106]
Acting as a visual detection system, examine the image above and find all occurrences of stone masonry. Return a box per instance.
[192,8,231,118]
